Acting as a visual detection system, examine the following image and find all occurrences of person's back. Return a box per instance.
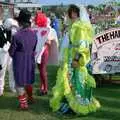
[14,28,36,54]
[9,9,37,110]
[34,11,50,96]
[9,28,37,87]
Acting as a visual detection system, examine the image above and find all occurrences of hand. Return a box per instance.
[46,40,51,45]
[69,83,72,89]
[72,60,79,68]
[67,72,70,80]
[3,42,10,52]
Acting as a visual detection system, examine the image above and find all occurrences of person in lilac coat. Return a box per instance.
[9,9,37,110]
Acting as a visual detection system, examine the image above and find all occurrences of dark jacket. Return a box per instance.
[0,25,11,48]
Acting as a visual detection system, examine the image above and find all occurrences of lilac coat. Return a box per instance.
[9,28,37,87]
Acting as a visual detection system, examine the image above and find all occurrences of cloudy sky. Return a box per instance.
[38,0,116,5]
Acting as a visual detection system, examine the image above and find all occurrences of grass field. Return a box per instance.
[0,66,120,120]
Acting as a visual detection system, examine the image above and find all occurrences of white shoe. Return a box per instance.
[0,91,3,96]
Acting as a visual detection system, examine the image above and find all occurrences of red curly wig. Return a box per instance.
[35,12,47,27]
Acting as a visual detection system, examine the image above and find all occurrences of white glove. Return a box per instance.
[3,41,11,52]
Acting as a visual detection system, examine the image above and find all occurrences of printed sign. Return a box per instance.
[92,28,120,74]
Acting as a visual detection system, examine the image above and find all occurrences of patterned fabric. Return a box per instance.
[18,94,28,109]
[50,19,100,115]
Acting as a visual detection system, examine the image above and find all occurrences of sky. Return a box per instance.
[38,0,119,6]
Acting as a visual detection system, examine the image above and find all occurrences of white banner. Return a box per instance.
[92,28,120,74]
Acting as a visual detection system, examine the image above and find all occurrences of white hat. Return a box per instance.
[3,18,19,29]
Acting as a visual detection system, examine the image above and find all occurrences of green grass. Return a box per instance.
[0,66,120,120]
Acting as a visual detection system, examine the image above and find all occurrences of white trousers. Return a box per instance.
[0,52,15,94]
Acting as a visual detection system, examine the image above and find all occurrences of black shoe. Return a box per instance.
[43,91,47,95]
[39,91,44,96]
[37,90,48,96]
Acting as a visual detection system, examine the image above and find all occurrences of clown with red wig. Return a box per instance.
[34,12,50,95]
[34,12,59,95]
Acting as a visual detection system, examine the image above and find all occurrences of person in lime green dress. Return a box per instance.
[50,4,100,115]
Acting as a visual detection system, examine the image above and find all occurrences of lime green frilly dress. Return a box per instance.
[50,20,101,115]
